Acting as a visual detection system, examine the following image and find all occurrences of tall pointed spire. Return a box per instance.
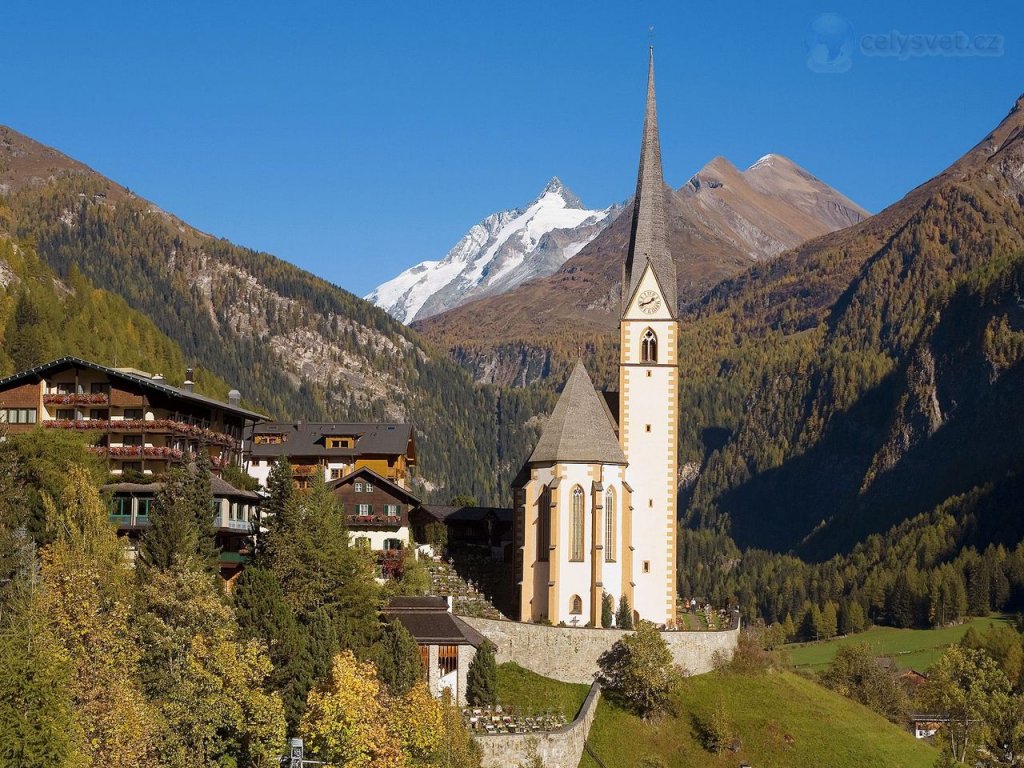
[622,47,676,316]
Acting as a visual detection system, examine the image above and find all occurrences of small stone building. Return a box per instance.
[384,596,483,706]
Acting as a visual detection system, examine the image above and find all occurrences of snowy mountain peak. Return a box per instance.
[540,176,584,209]
[367,179,617,324]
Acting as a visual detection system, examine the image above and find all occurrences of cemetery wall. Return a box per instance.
[460,616,740,684]
[473,682,601,768]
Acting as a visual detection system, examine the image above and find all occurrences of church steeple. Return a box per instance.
[622,47,676,317]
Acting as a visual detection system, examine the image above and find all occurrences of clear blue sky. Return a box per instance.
[1,1,1020,296]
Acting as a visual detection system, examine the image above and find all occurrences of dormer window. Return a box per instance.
[641,329,658,363]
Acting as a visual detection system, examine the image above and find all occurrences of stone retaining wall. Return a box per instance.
[460,616,739,684]
[474,682,601,768]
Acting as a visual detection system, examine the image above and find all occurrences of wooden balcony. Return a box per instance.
[44,393,109,406]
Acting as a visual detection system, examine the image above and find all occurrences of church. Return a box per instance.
[512,49,679,628]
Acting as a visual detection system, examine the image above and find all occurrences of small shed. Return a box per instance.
[384,596,483,705]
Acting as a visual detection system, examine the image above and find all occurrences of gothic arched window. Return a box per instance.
[537,488,551,562]
[641,328,658,363]
[570,486,585,561]
[604,486,616,562]
[570,595,583,615]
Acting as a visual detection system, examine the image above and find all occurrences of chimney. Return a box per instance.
[228,389,241,407]
[184,368,194,393]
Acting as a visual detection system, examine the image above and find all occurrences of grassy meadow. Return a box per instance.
[785,615,1010,673]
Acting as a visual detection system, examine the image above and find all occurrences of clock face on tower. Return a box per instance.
[638,290,661,314]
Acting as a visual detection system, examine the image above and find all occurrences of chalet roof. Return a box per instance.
[383,597,484,647]
[327,466,422,506]
[623,48,677,317]
[102,474,261,500]
[249,421,415,460]
[414,505,513,524]
[528,361,626,466]
[0,356,267,421]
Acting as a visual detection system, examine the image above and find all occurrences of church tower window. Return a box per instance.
[641,329,658,363]
[570,486,585,561]
[604,487,616,562]
[537,488,551,562]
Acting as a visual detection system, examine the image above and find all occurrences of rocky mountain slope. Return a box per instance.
[414,153,867,385]
[0,125,547,503]
[367,178,616,324]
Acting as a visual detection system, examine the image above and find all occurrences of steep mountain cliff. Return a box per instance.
[414,154,867,385]
[0,125,545,502]
[367,178,617,323]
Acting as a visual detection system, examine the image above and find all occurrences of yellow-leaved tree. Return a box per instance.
[301,651,480,768]
[39,466,161,767]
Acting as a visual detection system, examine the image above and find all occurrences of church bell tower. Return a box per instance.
[618,47,678,626]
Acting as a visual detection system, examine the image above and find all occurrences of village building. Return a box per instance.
[245,421,417,490]
[410,504,514,557]
[384,596,483,706]
[105,474,261,583]
[513,49,679,628]
[0,356,264,475]
[328,466,421,552]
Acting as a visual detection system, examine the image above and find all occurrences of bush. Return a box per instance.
[693,699,732,754]
[601,591,614,628]
[616,595,634,629]
[597,621,678,719]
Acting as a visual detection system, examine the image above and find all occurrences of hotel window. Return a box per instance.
[570,486,585,562]
[604,487,616,562]
[56,408,76,420]
[110,497,130,517]
[364,482,374,493]
[123,461,143,474]
[90,409,109,421]
[90,383,110,395]
[570,595,583,615]
[0,408,37,424]
[122,434,143,447]
[56,383,75,395]
[330,468,342,480]
[138,498,152,517]
[384,504,400,517]
[537,489,551,562]
[123,408,143,420]
[357,503,372,515]
[641,328,658,363]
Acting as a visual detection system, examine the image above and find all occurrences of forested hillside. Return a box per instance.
[0,127,550,503]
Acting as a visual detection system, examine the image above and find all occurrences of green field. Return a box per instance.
[494,662,590,721]
[786,615,1009,674]
[581,670,936,768]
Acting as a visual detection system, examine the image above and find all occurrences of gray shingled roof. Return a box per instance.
[528,361,626,465]
[623,48,677,316]
[102,475,260,500]
[249,422,414,459]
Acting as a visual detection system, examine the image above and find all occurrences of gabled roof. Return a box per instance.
[0,356,267,420]
[414,505,513,524]
[327,466,422,506]
[623,47,677,317]
[383,597,484,647]
[249,422,415,460]
[103,475,261,500]
[528,361,626,466]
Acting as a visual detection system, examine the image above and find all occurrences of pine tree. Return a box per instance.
[139,458,217,574]
[616,595,634,629]
[601,591,614,628]
[373,619,424,697]
[259,456,294,555]
[466,640,498,706]
[233,566,308,727]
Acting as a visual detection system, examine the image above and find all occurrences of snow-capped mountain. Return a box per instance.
[367,178,617,324]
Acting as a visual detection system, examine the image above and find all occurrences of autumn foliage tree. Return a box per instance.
[597,620,678,719]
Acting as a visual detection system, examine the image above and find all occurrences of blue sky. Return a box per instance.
[1,1,1020,296]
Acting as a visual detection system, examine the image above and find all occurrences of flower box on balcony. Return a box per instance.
[44,393,109,406]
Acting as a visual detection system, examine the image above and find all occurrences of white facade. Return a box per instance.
[619,264,678,626]
[245,457,354,488]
